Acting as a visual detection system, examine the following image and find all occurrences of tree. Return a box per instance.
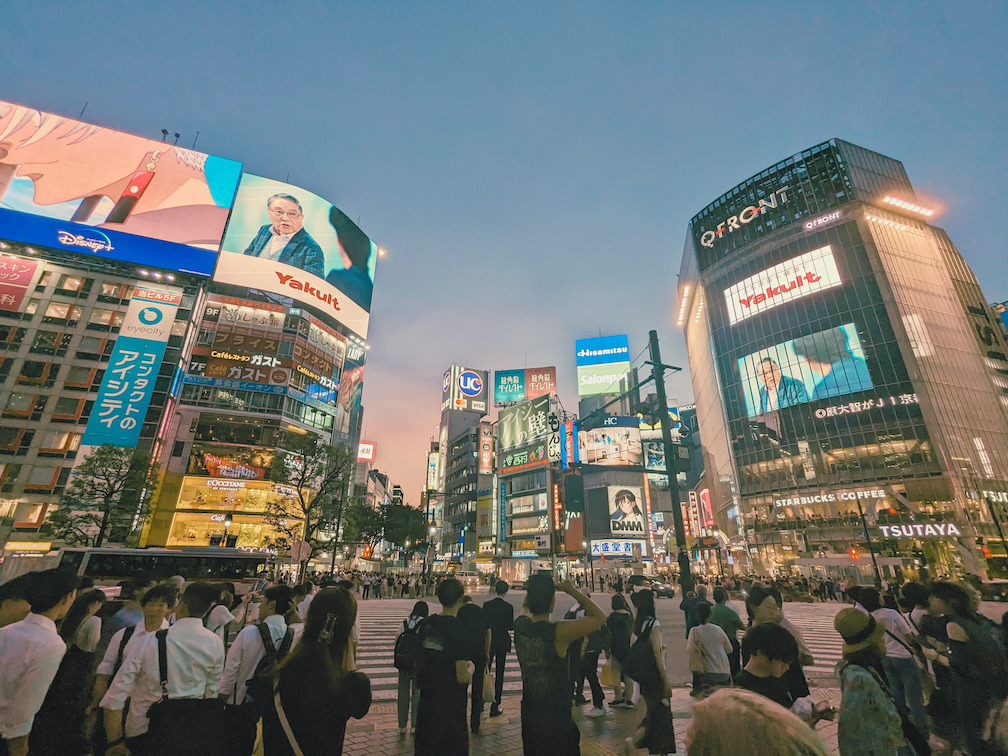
[52,444,159,547]
[264,435,355,559]
[40,504,102,546]
[342,500,385,548]
[381,502,428,550]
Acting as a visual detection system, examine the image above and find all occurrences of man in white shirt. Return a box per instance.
[101,582,225,755]
[0,569,79,756]
[92,583,176,706]
[218,585,293,705]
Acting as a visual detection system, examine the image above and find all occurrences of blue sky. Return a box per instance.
[3,1,1007,502]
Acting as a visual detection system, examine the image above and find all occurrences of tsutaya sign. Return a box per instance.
[878,523,962,539]
[724,245,842,326]
[699,186,790,248]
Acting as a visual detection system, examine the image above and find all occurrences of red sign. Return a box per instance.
[525,367,557,399]
[553,482,564,531]
[357,442,376,463]
[0,258,38,313]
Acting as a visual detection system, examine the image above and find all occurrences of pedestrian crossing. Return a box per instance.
[355,597,525,703]
[774,602,846,679]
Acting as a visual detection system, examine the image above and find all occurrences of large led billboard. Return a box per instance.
[493,366,557,405]
[579,426,643,466]
[575,335,630,396]
[215,174,376,336]
[498,395,550,449]
[608,485,646,537]
[738,322,873,417]
[724,245,842,326]
[0,100,241,276]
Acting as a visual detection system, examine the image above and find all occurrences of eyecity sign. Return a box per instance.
[699,187,789,248]
[877,523,962,539]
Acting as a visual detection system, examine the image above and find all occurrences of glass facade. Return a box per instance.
[679,140,1008,578]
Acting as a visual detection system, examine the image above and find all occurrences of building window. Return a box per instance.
[56,274,91,294]
[16,360,52,385]
[53,396,83,418]
[43,302,82,324]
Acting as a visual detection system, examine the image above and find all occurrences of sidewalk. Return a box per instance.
[343,684,843,755]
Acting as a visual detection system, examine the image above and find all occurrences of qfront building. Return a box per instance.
[677,139,1008,580]
[0,99,377,553]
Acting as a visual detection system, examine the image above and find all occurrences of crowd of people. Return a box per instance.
[3,566,1008,755]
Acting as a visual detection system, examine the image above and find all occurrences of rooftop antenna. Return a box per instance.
[173,132,180,145]
[192,131,200,149]
[79,102,88,119]
[161,129,169,142]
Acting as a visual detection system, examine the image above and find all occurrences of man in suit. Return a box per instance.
[757,357,809,413]
[242,193,325,278]
[482,580,514,717]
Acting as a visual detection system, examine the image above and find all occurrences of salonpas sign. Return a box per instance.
[877,523,962,539]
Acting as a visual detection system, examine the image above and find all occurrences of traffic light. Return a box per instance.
[849,546,859,560]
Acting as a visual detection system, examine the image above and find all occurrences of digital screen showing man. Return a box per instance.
[738,323,874,418]
[608,486,645,536]
[216,175,377,336]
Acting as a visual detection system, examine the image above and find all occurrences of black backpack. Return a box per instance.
[394,621,422,672]
[244,623,295,706]
[622,618,661,687]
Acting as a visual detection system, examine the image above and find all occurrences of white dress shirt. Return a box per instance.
[74,615,102,652]
[100,617,224,737]
[205,604,236,643]
[0,613,67,739]
[96,619,170,678]
[219,614,289,704]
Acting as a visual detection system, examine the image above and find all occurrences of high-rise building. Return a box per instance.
[678,139,1008,580]
[0,99,379,554]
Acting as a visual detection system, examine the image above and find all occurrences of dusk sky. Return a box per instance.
[3,2,1007,504]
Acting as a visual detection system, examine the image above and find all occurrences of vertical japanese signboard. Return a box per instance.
[83,286,182,446]
[0,257,38,312]
[479,422,493,474]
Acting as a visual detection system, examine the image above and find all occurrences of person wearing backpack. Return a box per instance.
[624,589,676,755]
[395,601,428,734]
[219,585,295,706]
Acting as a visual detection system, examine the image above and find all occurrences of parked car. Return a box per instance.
[626,575,675,598]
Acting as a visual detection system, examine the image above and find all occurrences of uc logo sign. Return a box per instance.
[138,307,164,325]
[458,370,483,397]
[443,370,452,393]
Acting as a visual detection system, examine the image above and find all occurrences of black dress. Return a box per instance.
[513,616,580,756]
[28,645,95,756]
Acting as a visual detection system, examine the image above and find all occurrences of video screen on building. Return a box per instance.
[215,174,376,336]
[0,99,241,276]
[738,322,873,418]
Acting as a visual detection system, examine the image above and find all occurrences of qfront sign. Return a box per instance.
[699,187,790,248]
[878,523,962,539]
[723,245,842,326]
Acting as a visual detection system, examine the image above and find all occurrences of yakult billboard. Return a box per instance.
[216,174,377,337]
[723,245,842,326]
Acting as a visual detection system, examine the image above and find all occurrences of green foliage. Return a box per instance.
[39,504,101,546]
[265,435,355,559]
[342,500,384,547]
[381,502,427,549]
[55,444,159,547]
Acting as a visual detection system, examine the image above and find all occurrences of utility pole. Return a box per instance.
[648,330,695,594]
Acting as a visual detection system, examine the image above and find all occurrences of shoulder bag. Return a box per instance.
[274,678,306,756]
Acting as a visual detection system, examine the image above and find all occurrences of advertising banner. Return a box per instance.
[0,100,241,276]
[579,426,643,466]
[479,423,493,474]
[576,335,631,396]
[82,286,182,446]
[426,452,439,490]
[724,245,842,326]
[335,344,366,436]
[498,441,548,475]
[608,486,645,537]
[738,322,873,418]
[186,443,273,480]
[441,365,489,414]
[590,539,647,557]
[498,395,550,449]
[357,442,376,463]
[0,256,38,312]
[494,366,557,405]
[216,174,376,336]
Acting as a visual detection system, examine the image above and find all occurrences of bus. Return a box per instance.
[2,547,276,595]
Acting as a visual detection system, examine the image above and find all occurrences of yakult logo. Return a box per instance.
[723,245,842,326]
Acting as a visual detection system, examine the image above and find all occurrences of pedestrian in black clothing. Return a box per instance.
[458,596,491,733]
[415,578,470,756]
[606,594,634,707]
[482,581,514,717]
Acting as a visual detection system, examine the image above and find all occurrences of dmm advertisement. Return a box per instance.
[0,100,241,276]
[738,322,873,417]
[82,286,182,446]
[215,174,376,336]
[608,486,646,537]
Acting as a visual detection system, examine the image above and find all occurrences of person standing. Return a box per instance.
[260,587,371,755]
[0,569,79,756]
[100,582,225,756]
[458,597,491,733]
[746,584,812,702]
[219,585,294,705]
[679,584,707,639]
[395,601,428,734]
[514,576,605,756]
[710,587,745,680]
[626,589,676,755]
[606,594,634,707]
[482,581,514,718]
[687,601,733,697]
[414,578,470,756]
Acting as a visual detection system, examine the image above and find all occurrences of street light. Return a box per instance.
[223,514,232,547]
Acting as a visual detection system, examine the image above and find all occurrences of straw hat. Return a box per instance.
[834,608,884,654]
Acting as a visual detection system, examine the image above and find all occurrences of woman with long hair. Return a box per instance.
[262,586,372,755]
[397,600,428,734]
[606,593,634,707]
[29,588,107,754]
[833,608,909,756]
[626,588,676,755]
